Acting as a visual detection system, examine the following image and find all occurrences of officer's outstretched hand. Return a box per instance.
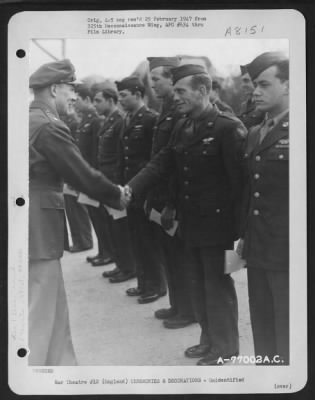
[118,185,132,209]
[161,205,176,231]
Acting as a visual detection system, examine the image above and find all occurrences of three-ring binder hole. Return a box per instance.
[17,348,27,358]
[16,49,26,58]
[16,197,25,206]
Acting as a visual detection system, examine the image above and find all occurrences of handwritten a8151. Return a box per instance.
[225,25,265,37]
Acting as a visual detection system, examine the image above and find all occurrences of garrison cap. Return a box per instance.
[102,87,119,100]
[247,51,288,80]
[29,59,80,89]
[171,64,208,84]
[240,64,248,76]
[147,57,181,71]
[115,76,144,92]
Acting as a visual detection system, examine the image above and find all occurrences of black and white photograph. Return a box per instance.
[7,9,307,395]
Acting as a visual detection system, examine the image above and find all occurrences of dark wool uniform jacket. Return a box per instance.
[97,109,124,184]
[29,100,120,260]
[146,95,181,212]
[121,105,158,207]
[129,105,246,248]
[77,109,102,168]
[241,112,289,271]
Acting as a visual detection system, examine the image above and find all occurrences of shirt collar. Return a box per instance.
[265,108,289,127]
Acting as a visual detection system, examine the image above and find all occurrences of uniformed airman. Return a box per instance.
[74,83,113,266]
[116,76,167,304]
[146,56,195,328]
[241,51,289,364]
[127,64,247,364]
[93,86,136,282]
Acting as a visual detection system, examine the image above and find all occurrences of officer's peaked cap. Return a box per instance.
[247,52,288,80]
[171,64,208,84]
[147,57,181,71]
[29,59,81,89]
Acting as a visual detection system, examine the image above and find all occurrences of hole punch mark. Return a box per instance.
[17,348,27,358]
[16,49,26,58]
[16,197,25,206]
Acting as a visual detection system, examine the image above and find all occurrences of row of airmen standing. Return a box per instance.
[28,51,289,367]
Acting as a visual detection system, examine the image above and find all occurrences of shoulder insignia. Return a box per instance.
[45,109,59,122]
[279,139,289,145]
[237,126,247,138]
[202,137,214,144]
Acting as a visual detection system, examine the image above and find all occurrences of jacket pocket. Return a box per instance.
[266,149,289,161]
[40,191,64,209]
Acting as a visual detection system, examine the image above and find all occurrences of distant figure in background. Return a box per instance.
[237,64,264,129]
[210,78,235,114]
[74,83,113,266]
[61,95,93,254]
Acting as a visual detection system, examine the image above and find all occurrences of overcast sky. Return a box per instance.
[29,38,288,80]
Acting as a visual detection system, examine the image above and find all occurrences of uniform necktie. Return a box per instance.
[183,118,194,141]
[259,118,274,143]
[125,113,132,127]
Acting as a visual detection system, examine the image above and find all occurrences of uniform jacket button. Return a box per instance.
[279,154,284,159]
[254,173,260,180]
[216,208,220,213]
[184,195,189,200]
[253,209,260,215]
[255,155,261,161]
[254,192,260,198]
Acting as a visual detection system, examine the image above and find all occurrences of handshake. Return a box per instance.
[118,185,133,210]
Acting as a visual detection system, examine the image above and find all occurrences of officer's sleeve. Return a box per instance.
[35,122,121,208]
[221,120,247,239]
[128,140,175,201]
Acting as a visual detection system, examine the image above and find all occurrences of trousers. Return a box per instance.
[180,243,239,354]
[247,267,289,364]
[28,259,77,366]
[127,207,166,294]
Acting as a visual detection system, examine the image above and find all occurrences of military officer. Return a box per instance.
[128,64,246,364]
[74,83,113,266]
[237,64,264,129]
[116,76,166,304]
[93,87,136,282]
[28,59,126,365]
[145,56,195,328]
[241,52,289,364]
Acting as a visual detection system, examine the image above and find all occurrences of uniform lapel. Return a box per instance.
[125,105,146,133]
[182,105,219,148]
[255,113,289,154]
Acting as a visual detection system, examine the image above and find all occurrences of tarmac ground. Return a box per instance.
[62,244,254,366]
